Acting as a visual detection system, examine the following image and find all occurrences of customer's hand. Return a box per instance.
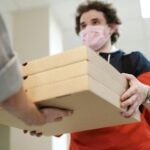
[0,87,73,126]
[23,129,63,137]
[39,107,73,123]
[23,130,43,137]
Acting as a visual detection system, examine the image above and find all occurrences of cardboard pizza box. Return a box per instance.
[0,47,140,136]
[0,75,140,136]
[23,61,126,96]
[22,46,122,78]
[23,47,127,94]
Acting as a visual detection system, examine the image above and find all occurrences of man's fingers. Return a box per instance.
[122,73,135,80]
[121,95,137,109]
[121,87,136,101]
[23,130,28,134]
[121,102,139,118]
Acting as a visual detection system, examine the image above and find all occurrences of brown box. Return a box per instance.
[0,47,140,136]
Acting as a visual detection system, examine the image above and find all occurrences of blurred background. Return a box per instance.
[0,0,150,150]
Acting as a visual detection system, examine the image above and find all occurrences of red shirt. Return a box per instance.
[70,72,150,150]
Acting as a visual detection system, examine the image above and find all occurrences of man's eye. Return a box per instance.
[93,21,99,25]
[80,24,86,30]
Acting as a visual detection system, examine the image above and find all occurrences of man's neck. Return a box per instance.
[95,41,113,54]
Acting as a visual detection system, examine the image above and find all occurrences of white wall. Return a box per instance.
[13,6,50,63]
[1,6,70,150]
[10,128,52,150]
[49,12,63,55]
[0,7,55,150]
[63,29,82,51]
[49,11,70,150]
[1,12,13,47]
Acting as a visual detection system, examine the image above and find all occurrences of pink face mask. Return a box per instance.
[79,25,110,51]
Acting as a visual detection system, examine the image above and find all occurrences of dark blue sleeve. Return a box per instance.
[130,51,150,77]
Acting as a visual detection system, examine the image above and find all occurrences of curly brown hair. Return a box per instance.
[75,1,121,44]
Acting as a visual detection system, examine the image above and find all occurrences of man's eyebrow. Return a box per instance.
[80,18,100,26]
[80,22,86,26]
[91,18,100,21]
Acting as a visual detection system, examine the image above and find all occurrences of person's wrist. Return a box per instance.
[2,87,46,125]
[145,86,150,103]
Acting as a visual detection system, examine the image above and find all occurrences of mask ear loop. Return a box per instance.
[107,54,111,63]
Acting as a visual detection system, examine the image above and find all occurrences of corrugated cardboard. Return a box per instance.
[0,47,140,136]
[22,46,123,78]
[0,75,140,136]
[23,61,127,95]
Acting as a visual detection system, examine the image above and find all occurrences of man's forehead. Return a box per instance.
[80,10,105,23]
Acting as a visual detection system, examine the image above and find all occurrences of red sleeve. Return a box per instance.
[137,72,150,86]
[138,72,150,126]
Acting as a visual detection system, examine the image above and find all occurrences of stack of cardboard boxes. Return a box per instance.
[0,47,140,136]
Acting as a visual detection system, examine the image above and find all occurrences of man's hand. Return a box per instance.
[120,73,149,118]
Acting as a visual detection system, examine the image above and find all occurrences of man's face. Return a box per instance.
[80,9,107,31]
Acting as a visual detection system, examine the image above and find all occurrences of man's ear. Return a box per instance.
[108,23,118,35]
